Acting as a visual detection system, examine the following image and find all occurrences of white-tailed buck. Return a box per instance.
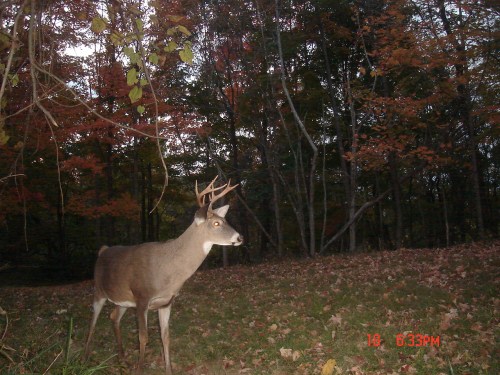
[84,176,243,374]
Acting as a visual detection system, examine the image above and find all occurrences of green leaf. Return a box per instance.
[10,74,19,87]
[126,68,138,86]
[164,41,178,53]
[0,33,10,49]
[124,47,140,64]
[0,121,9,146]
[167,15,184,22]
[129,4,142,15]
[148,53,159,65]
[140,78,149,87]
[110,31,123,46]
[149,14,159,25]
[128,86,142,103]
[0,130,9,145]
[137,105,145,114]
[91,16,108,34]
[179,44,194,65]
[124,46,135,58]
[177,25,192,36]
[166,27,177,36]
[135,18,144,32]
[107,4,115,22]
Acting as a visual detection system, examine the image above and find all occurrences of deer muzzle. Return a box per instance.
[232,233,244,246]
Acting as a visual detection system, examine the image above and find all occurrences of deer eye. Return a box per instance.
[213,221,220,227]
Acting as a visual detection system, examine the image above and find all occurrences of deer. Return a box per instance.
[84,176,243,374]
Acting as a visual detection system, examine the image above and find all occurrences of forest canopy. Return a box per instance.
[0,0,498,276]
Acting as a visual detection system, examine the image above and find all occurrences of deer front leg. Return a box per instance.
[158,305,173,375]
[136,304,149,373]
[110,306,127,359]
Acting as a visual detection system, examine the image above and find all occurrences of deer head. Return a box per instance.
[194,176,243,248]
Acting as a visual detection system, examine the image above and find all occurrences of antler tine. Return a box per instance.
[195,176,225,207]
[207,179,239,210]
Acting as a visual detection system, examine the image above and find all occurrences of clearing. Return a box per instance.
[0,242,498,374]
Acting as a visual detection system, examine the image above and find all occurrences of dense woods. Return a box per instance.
[1,0,498,276]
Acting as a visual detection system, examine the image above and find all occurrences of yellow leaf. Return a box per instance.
[164,40,178,52]
[321,359,337,375]
[126,68,138,86]
[0,129,9,145]
[167,15,184,22]
[128,86,142,103]
[110,31,123,46]
[91,16,107,34]
[179,44,194,65]
[177,25,191,36]
[0,120,8,145]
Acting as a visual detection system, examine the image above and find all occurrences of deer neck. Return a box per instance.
[166,222,213,278]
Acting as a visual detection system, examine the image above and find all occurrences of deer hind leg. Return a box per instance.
[110,305,127,359]
[84,297,106,359]
[136,304,149,373]
[158,305,173,375]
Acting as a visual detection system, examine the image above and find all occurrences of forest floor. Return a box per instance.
[0,241,498,374]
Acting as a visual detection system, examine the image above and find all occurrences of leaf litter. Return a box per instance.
[0,241,498,374]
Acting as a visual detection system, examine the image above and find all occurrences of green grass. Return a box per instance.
[0,241,498,374]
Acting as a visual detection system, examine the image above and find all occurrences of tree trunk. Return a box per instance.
[132,137,140,243]
[389,153,403,249]
[147,162,155,241]
[318,17,352,252]
[437,0,484,239]
[275,0,318,256]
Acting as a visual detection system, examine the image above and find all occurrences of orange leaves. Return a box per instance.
[384,48,421,69]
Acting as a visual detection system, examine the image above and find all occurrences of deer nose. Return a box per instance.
[233,234,244,245]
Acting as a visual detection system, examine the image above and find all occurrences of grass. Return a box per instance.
[0,241,498,374]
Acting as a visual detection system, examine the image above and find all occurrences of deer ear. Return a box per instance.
[212,204,229,218]
[194,205,209,225]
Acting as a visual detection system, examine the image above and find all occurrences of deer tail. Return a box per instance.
[98,245,109,256]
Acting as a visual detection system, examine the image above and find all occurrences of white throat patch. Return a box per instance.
[203,241,213,255]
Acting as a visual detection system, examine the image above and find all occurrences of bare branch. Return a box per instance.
[0,0,28,106]
[0,173,24,183]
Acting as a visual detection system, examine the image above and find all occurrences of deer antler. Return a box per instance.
[207,179,238,211]
[195,176,223,207]
[195,176,238,209]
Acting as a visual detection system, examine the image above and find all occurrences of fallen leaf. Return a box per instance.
[321,359,336,375]
[329,314,342,326]
[280,347,292,359]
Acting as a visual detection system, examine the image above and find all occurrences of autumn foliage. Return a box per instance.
[0,0,498,271]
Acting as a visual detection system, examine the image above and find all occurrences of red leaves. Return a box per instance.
[66,192,140,220]
[61,155,104,175]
